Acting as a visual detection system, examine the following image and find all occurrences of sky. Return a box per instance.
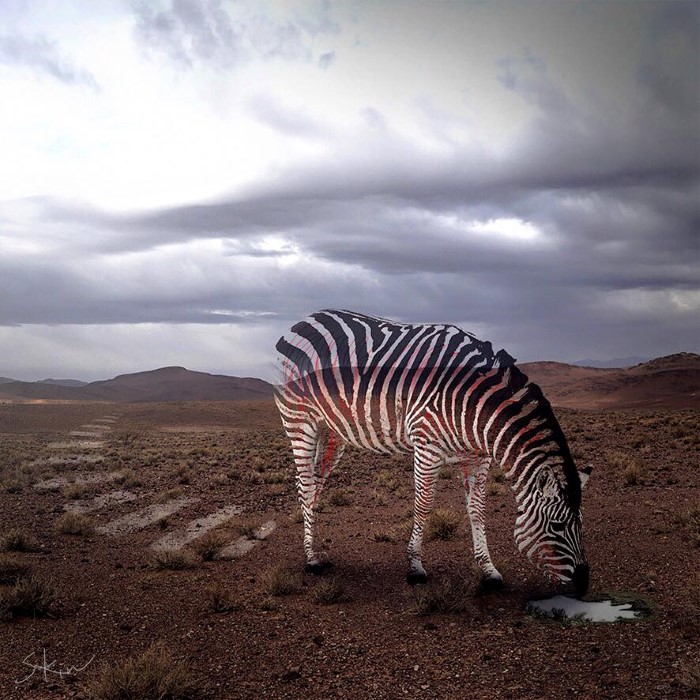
[0,0,698,382]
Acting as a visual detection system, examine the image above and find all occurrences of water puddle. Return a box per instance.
[527,595,641,622]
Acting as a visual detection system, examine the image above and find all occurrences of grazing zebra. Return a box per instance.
[275,309,591,595]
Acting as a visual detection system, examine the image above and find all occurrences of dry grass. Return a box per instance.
[151,547,199,571]
[426,508,461,541]
[191,530,229,561]
[0,574,58,619]
[259,566,302,597]
[114,468,143,488]
[289,507,304,524]
[56,512,96,536]
[372,530,395,543]
[1,528,39,552]
[87,641,196,700]
[0,554,31,585]
[62,482,91,500]
[676,503,700,547]
[328,488,354,507]
[412,576,474,615]
[204,585,239,613]
[310,578,346,605]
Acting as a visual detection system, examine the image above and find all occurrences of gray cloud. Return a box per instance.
[2,1,698,371]
[0,34,99,89]
[132,0,339,67]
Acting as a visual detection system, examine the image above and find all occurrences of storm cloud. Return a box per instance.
[0,1,697,380]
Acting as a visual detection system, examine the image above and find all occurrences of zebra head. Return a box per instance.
[514,464,591,595]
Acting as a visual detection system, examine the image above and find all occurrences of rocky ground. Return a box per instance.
[0,400,698,699]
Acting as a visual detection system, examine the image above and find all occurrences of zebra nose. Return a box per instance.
[572,563,589,597]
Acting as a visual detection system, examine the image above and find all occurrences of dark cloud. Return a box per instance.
[0,34,99,89]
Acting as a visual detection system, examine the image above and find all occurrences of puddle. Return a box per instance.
[528,595,641,622]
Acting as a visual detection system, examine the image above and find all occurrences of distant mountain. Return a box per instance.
[38,378,88,387]
[520,353,700,410]
[572,356,649,369]
[0,366,275,403]
[0,377,16,385]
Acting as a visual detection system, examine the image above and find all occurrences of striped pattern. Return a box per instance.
[275,309,589,590]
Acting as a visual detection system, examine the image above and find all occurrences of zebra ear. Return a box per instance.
[579,465,593,489]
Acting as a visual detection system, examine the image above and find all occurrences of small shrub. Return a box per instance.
[486,482,505,497]
[426,509,461,541]
[439,468,454,480]
[151,547,198,571]
[328,489,353,507]
[622,461,645,486]
[114,469,142,488]
[412,577,473,615]
[1,528,39,552]
[62,482,91,500]
[310,578,346,605]
[289,507,304,524]
[490,467,506,483]
[204,585,239,613]
[0,554,31,584]
[262,471,286,484]
[155,488,184,503]
[676,503,700,547]
[372,531,394,543]
[87,641,196,700]
[57,512,96,536]
[259,566,302,596]
[0,574,57,619]
[192,531,229,561]
[238,517,262,539]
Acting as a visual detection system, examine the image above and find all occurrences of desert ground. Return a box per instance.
[0,398,698,699]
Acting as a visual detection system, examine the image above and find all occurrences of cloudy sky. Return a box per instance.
[1,0,698,382]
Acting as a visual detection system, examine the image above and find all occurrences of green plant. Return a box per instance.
[87,642,196,700]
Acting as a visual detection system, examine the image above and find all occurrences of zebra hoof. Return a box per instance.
[306,560,333,575]
[406,571,428,586]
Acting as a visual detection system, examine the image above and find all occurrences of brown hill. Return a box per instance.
[520,353,700,410]
[0,367,275,403]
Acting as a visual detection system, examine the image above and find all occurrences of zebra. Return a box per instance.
[274,309,591,595]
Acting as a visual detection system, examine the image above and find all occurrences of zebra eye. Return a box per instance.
[550,521,566,533]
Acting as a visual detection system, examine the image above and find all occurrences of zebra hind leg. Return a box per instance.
[407,445,442,585]
[290,420,344,573]
[463,456,503,589]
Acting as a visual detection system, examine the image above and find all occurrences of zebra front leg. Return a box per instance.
[407,445,442,584]
[463,456,503,588]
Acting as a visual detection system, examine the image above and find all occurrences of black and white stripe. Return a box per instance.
[275,309,590,593]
